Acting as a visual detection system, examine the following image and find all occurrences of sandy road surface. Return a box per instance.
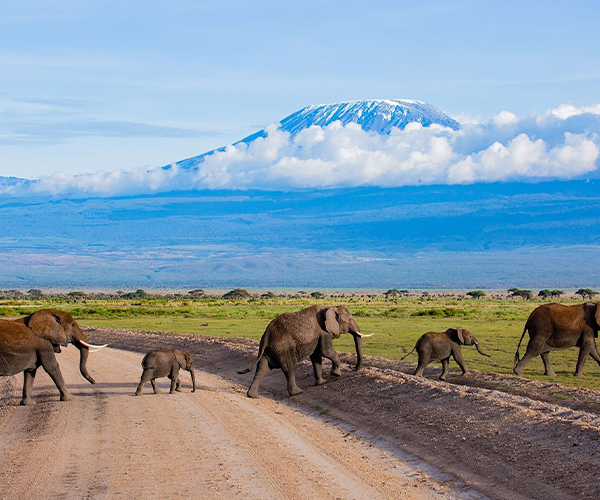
[0,346,478,500]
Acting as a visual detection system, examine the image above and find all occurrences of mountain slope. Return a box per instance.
[176,99,459,169]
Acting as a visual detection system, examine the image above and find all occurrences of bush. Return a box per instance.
[576,288,597,299]
[222,288,252,300]
[467,290,486,299]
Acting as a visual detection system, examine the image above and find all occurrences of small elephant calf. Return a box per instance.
[403,328,490,381]
[135,348,196,395]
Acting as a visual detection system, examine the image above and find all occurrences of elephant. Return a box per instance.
[402,328,490,381]
[513,302,600,377]
[238,305,373,398]
[135,348,196,395]
[0,309,107,405]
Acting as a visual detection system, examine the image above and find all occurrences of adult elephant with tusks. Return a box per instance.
[0,309,107,404]
[514,302,600,377]
[238,305,373,398]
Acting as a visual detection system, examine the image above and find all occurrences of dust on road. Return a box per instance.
[0,345,476,500]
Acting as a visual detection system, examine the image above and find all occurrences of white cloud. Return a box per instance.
[3,102,600,197]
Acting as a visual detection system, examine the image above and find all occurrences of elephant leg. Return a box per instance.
[310,352,326,386]
[513,350,538,376]
[320,335,341,377]
[135,369,154,395]
[38,350,73,401]
[413,354,430,377]
[452,348,468,375]
[439,358,450,381]
[169,366,180,394]
[574,342,593,377]
[589,343,600,369]
[281,360,302,397]
[175,377,182,392]
[247,356,271,398]
[20,368,38,406]
[151,379,159,394]
[540,352,556,376]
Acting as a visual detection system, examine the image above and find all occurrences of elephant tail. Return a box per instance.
[401,346,416,361]
[514,322,529,363]
[237,334,267,374]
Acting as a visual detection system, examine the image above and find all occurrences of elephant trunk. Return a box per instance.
[72,328,99,384]
[190,368,196,392]
[475,342,491,358]
[352,333,363,371]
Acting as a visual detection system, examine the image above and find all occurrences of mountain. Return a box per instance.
[175,99,459,169]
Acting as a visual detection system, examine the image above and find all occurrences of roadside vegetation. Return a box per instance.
[1,288,600,390]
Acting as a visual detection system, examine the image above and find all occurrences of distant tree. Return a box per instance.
[576,288,597,300]
[509,289,533,300]
[538,289,552,299]
[297,291,308,296]
[222,288,251,300]
[310,291,325,299]
[467,290,486,299]
[121,289,148,299]
[550,290,564,298]
[27,289,43,297]
[384,289,402,298]
[68,291,87,299]
[261,291,276,299]
[188,289,206,297]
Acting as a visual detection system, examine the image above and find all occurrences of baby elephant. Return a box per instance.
[403,328,490,381]
[135,348,196,395]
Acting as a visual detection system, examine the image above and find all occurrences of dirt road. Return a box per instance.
[0,344,480,500]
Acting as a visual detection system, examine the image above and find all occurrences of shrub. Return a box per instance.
[222,288,252,300]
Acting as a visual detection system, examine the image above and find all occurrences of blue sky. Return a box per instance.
[1,0,599,178]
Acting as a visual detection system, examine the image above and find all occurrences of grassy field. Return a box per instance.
[2,294,599,390]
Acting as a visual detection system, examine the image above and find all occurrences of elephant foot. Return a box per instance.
[20,398,34,406]
[544,371,557,377]
[169,390,176,394]
[288,388,303,397]
[574,372,585,377]
[512,366,523,376]
[135,391,143,396]
[315,378,326,386]
[330,369,342,377]
[247,390,259,399]
[60,393,74,402]
[438,376,447,381]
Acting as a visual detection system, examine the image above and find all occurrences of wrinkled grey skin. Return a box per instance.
[0,309,100,405]
[238,305,364,398]
[406,328,490,381]
[135,348,196,395]
[514,302,600,377]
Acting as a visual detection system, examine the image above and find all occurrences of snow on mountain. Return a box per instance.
[175,99,459,169]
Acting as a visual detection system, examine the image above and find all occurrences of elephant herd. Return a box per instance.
[1,302,600,403]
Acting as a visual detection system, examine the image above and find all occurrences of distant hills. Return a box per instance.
[0,181,599,289]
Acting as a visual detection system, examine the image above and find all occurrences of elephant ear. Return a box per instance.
[595,304,600,331]
[27,310,69,346]
[446,328,464,345]
[324,307,341,338]
[174,350,187,369]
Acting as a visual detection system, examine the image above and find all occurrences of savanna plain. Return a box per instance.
[2,291,600,500]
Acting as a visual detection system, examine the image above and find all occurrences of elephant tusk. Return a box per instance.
[80,340,108,350]
[356,332,375,338]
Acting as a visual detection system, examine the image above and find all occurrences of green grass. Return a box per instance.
[3,294,600,391]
